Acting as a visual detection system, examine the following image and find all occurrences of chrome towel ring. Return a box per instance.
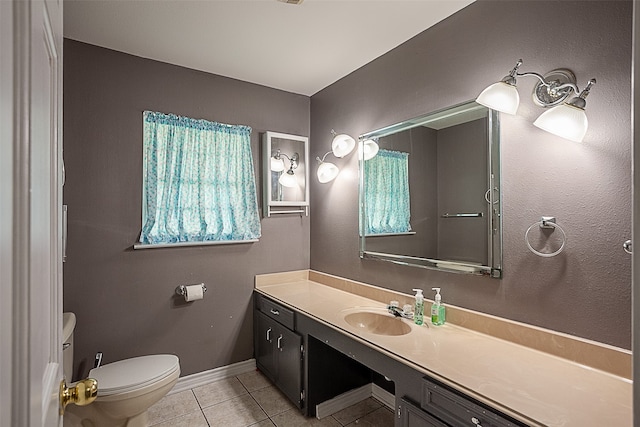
[525,217,566,258]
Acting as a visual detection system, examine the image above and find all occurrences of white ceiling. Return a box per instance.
[64,0,474,96]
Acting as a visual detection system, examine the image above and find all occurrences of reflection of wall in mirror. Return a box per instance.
[437,118,488,264]
[271,137,306,202]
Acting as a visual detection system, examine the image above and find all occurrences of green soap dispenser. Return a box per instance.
[412,289,424,325]
[431,288,446,326]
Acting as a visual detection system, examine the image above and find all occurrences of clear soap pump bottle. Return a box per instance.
[412,289,424,325]
[431,288,446,326]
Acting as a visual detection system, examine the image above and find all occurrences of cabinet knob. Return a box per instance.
[471,417,483,426]
[270,309,280,316]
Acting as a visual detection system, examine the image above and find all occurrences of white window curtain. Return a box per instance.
[140,111,261,245]
[364,149,411,235]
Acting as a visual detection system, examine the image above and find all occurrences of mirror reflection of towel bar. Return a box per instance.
[441,213,483,218]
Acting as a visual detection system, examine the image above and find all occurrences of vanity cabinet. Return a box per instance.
[255,290,529,426]
[396,378,525,427]
[254,295,303,408]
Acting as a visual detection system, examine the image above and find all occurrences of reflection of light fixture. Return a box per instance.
[331,130,356,158]
[271,150,299,187]
[360,138,379,161]
[476,59,596,142]
[278,169,297,187]
[270,154,285,172]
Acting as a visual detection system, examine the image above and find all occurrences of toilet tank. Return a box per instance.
[62,312,76,381]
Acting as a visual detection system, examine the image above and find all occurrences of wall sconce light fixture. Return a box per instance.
[271,149,299,188]
[476,59,596,142]
[316,129,356,183]
[331,130,356,158]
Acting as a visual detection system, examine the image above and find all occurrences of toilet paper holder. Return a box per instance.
[175,283,207,297]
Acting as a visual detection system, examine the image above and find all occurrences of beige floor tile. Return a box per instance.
[237,369,273,392]
[249,419,277,427]
[148,390,201,426]
[271,409,342,427]
[150,409,209,427]
[250,385,297,417]
[193,376,249,408]
[344,407,395,426]
[202,394,268,427]
[331,398,383,426]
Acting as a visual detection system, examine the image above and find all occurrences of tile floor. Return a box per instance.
[148,370,395,427]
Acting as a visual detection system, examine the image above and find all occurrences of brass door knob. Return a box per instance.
[59,378,98,415]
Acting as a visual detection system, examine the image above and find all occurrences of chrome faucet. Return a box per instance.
[387,305,413,319]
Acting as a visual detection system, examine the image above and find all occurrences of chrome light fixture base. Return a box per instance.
[532,69,577,107]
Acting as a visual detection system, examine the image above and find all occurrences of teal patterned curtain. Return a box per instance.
[140,111,261,244]
[364,149,411,235]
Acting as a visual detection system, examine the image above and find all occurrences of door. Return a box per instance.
[1,0,64,425]
[255,311,277,381]
[275,326,303,408]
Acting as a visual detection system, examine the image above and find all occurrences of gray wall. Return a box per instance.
[310,0,633,349]
[63,40,310,377]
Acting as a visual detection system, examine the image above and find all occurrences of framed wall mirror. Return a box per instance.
[262,131,309,217]
[359,101,502,277]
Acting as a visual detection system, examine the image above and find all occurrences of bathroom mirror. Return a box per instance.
[262,131,309,217]
[359,101,502,277]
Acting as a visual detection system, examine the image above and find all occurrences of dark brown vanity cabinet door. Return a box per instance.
[400,397,449,427]
[273,323,303,406]
[255,310,277,380]
[254,299,303,409]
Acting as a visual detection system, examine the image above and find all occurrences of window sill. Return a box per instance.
[363,232,416,237]
[133,239,259,250]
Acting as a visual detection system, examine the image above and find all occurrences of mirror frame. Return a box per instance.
[358,101,503,278]
[262,131,310,217]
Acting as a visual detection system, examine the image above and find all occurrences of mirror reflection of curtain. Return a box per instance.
[364,149,411,235]
[140,111,261,244]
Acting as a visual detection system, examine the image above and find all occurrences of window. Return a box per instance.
[138,111,261,246]
[363,149,411,235]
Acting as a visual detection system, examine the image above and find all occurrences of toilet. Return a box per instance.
[63,313,180,427]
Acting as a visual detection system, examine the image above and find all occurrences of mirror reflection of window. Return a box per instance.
[364,149,411,235]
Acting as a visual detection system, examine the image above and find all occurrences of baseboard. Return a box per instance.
[372,384,395,409]
[169,358,257,395]
[315,383,395,419]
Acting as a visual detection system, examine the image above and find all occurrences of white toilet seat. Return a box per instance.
[89,354,180,397]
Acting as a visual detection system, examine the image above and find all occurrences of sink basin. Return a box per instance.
[343,310,412,336]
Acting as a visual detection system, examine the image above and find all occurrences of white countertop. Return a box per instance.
[256,279,632,427]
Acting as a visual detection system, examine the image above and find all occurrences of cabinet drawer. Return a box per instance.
[256,294,295,330]
[421,378,526,427]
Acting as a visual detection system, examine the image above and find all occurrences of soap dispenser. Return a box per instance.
[412,289,424,325]
[431,288,446,326]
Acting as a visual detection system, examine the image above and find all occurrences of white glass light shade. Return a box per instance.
[270,157,285,172]
[361,139,379,161]
[278,171,297,188]
[317,162,339,183]
[476,81,520,115]
[533,103,588,142]
[331,134,356,158]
